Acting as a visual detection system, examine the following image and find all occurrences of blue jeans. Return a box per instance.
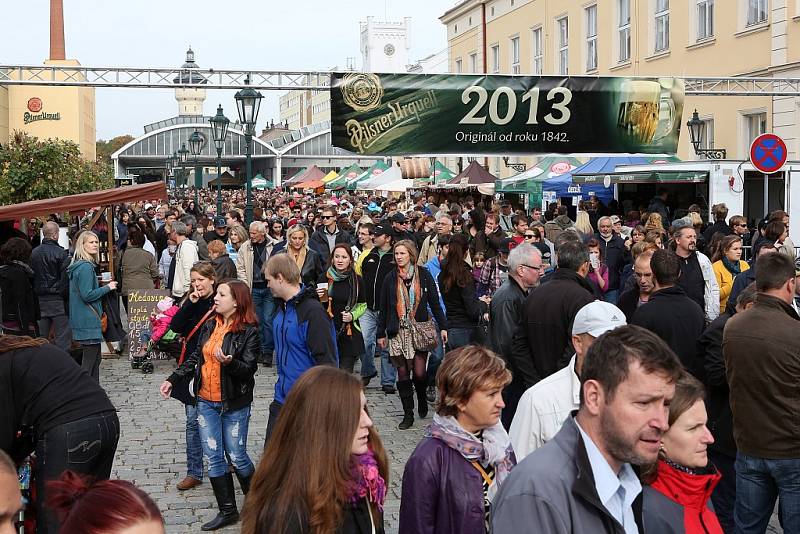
[603,289,620,305]
[446,327,475,351]
[185,403,204,481]
[360,308,396,387]
[427,330,444,387]
[252,286,276,354]
[196,400,255,479]
[734,452,800,534]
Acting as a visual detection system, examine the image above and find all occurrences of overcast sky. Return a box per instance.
[2,0,450,140]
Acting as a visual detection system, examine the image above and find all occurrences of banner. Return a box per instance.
[331,73,684,156]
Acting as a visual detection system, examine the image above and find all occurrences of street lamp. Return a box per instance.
[234,76,263,223]
[209,104,230,216]
[686,109,727,159]
[188,130,203,208]
[178,143,189,189]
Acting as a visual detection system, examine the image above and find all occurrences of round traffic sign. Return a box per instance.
[750,134,787,174]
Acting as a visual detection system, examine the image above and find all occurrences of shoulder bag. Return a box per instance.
[170,307,215,405]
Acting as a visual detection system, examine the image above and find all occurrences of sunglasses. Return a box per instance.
[322,215,335,220]
[525,234,535,238]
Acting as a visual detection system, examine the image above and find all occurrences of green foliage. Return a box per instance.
[96,134,134,166]
[0,131,114,205]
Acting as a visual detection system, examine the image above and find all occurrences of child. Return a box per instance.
[472,252,485,284]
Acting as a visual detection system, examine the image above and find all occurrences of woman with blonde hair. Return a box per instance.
[711,234,749,311]
[644,213,666,238]
[400,345,515,534]
[280,224,325,288]
[242,366,389,534]
[574,210,594,238]
[377,240,447,430]
[226,224,248,264]
[67,230,118,380]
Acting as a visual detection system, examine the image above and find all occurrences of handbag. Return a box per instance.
[171,307,214,405]
[86,302,108,333]
[410,318,438,352]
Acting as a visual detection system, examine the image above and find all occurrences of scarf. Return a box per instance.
[326,267,358,336]
[722,256,742,276]
[346,451,386,512]
[288,246,307,271]
[395,265,420,325]
[426,414,516,502]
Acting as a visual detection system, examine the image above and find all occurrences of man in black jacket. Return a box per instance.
[30,221,72,351]
[695,283,757,534]
[510,239,595,389]
[617,251,655,322]
[703,202,732,245]
[309,206,353,264]
[489,244,544,429]
[596,216,629,305]
[631,249,705,368]
[360,223,397,393]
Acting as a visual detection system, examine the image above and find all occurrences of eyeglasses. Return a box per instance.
[322,215,335,220]
[521,264,544,272]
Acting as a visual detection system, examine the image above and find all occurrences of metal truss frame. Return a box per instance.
[1,65,800,95]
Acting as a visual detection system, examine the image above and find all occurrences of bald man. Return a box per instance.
[0,450,22,534]
[30,221,72,351]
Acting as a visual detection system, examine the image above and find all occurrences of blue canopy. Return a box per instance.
[542,157,677,203]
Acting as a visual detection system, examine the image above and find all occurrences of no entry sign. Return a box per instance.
[750,133,787,174]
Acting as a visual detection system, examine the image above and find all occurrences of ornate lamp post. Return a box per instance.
[686,109,727,159]
[234,77,263,224]
[178,143,190,189]
[209,104,230,216]
[188,130,203,208]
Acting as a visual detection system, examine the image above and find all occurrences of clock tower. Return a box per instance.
[359,16,411,73]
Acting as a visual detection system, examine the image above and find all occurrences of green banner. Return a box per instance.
[331,73,684,156]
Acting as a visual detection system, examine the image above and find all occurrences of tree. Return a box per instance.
[96,134,134,166]
[0,131,113,205]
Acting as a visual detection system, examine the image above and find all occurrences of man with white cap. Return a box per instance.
[509,300,626,460]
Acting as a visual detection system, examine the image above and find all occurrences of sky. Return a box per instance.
[1,0,451,140]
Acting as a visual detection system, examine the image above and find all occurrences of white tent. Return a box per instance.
[377,177,413,193]
[356,166,403,190]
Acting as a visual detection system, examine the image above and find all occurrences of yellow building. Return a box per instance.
[441,0,797,174]
[279,74,332,130]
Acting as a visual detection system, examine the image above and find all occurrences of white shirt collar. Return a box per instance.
[568,355,581,406]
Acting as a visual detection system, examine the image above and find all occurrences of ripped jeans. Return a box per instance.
[196,399,255,479]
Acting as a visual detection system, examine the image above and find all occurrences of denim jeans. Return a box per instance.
[185,403,204,481]
[197,400,255,479]
[709,449,736,534]
[252,286,276,354]
[360,308,396,387]
[35,411,119,534]
[603,289,620,305]
[734,452,800,534]
[446,327,475,351]
[427,330,444,387]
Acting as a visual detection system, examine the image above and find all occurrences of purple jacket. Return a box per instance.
[399,436,486,534]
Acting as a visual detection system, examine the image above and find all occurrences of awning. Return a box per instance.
[0,182,167,222]
[572,171,708,184]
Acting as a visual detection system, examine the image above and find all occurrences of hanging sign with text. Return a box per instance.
[331,73,685,156]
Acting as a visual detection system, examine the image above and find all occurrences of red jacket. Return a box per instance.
[644,460,724,534]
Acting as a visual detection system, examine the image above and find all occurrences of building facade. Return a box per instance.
[440,0,800,166]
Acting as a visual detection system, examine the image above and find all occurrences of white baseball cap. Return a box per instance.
[572,301,627,337]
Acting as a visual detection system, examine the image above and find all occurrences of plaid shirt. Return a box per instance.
[477,257,507,297]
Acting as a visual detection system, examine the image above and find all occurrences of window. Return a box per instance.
[557,17,569,75]
[510,36,521,74]
[744,112,767,147]
[469,53,478,72]
[747,0,768,25]
[697,0,714,40]
[532,27,543,74]
[655,0,669,52]
[618,0,631,62]
[491,6,495,16]
[699,118,714,150]
[586,5,598,71]
[455,58,462,73]
[491,44,500,73]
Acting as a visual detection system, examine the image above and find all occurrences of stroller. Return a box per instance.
[131,297,182,374]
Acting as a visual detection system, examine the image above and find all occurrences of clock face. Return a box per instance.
[384,44,395,56]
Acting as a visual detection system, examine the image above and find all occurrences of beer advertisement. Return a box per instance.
[330,73,685,156]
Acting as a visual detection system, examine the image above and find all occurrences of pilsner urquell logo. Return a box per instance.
[342,78,438,153]
[23,97,61,125]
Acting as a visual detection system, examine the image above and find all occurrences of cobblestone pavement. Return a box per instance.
[101,353,782,534]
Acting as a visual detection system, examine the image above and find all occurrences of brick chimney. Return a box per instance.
[50,0,65,60]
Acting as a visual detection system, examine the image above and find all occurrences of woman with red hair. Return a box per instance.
[47,470,164,534]
[160,279,260,531]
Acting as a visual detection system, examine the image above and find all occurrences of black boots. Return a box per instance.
[201,474,240,531]
[413,378,429,419]
[235,471,252,495]
[397,380,415,430]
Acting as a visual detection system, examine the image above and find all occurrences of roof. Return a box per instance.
[0,182,167,222]
[283,165,326,185]
[446,160,496,186]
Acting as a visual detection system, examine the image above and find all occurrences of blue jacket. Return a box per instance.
[424,256,447,316]
[273,284,338,405]
[67,260,111,342]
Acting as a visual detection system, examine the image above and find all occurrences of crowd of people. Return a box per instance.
[0,184,798,534]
